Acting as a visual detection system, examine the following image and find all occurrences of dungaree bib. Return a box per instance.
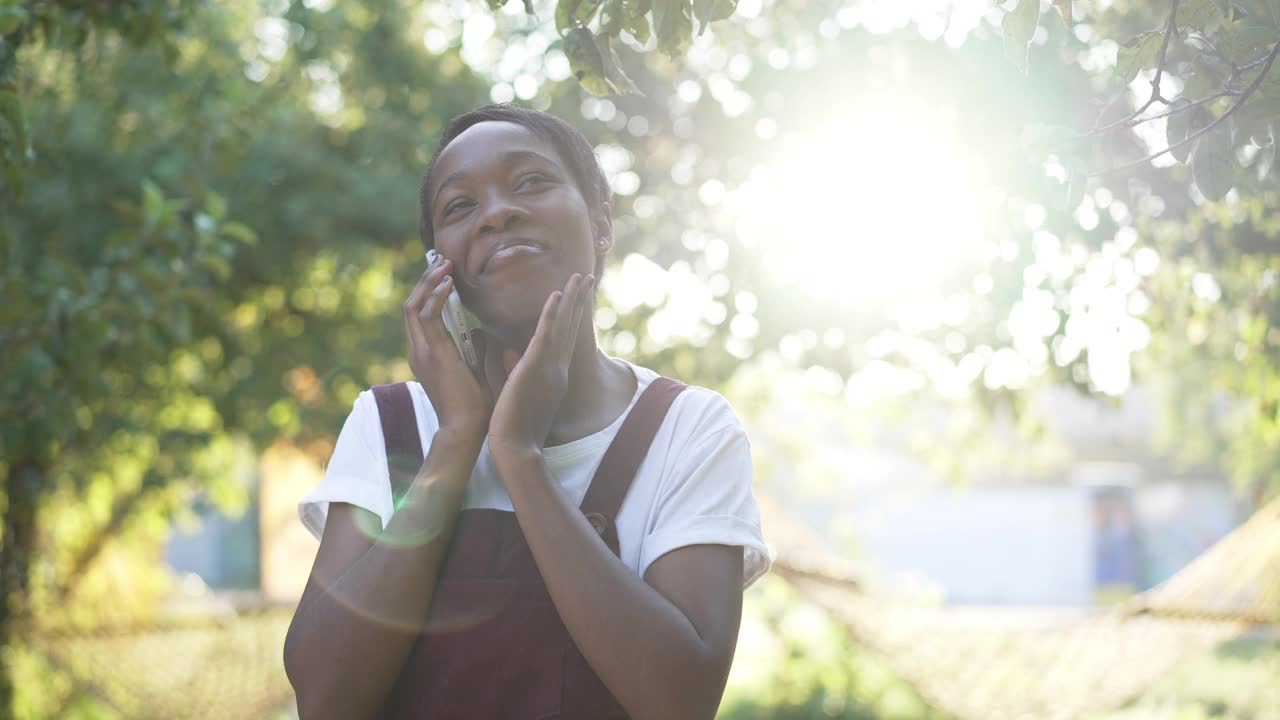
[371,377,687,719]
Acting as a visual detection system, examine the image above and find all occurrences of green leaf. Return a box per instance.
[220,221,258,245]
[624,6,651,42]
[1052,0,1072,26]
[202,254,232,281]
[1234,98,1277,146]
[1182,69,1219,100]
[1178,0,1225,31]
[653,0,693,57]
[205,191,227,221]
[556,0,579,32]
[1216,19,1275,63]
[1257,129,1276,178]
[564,27,612,95]
[1002,0,1040,74]
[142,180,166,223]
[565,31,645,95]
[598,35,643,95]
[613,0,652,43]
[692,0,736,34]
[627,0,653,22]
[600,0,626,33]
[485,0,510,10]
[1,154,22,199]
[0,6,26,35]
[1238,0,1280,28]
[1167,98,1196,163]
[1192,119,1235,200]
[22,349,56,387]
[556,0,602,33]
[167,305,192,343]
[1115,32,1163,85]
[1235,92,1280,125]
[0,89,26,157]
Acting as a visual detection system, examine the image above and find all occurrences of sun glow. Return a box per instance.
[737,108,989,305]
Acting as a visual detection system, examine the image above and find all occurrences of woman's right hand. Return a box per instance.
[403,257,491,441]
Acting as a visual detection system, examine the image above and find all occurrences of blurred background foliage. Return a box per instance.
[1,0,1278,717]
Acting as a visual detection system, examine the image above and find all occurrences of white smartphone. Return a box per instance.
[426,249,484,371]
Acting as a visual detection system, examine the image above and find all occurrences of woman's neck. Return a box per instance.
[546,333,636,446]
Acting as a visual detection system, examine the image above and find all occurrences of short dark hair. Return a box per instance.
[419,104,612,277]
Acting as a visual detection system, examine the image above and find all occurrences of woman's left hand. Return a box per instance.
[487,272,594,455]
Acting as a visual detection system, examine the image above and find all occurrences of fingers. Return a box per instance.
[566,274,594,347]
[556,274,583,342]
[418,273,455,348]
[524,285,564,359]
[526,273,594,361]
[403,257,458,358]
[551,273,592,348]
[404,257,452,315]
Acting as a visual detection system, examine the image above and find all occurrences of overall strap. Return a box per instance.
[371,382,423,508]
[580,377,687,554]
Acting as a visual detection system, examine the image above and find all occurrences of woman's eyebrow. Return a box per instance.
[502,149,560,169]
[433,149,561,206]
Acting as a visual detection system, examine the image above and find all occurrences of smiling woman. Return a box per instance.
[739,106,989,306]
[284,103,770,720]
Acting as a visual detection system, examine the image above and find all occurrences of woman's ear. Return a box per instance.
[592,202,614,257]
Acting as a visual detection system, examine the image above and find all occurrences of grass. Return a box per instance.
[1088,631,1280,720]
[723,575,1280,720]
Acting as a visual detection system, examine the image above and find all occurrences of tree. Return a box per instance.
[1,1,496,713]
[993,0,1280,493]
[1005,0,1278,203]
[0,1,203,198]
[4,0,1279,716]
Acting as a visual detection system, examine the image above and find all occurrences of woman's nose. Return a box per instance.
[477,195,527,233]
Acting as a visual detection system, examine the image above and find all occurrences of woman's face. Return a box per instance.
[427,121,607,343]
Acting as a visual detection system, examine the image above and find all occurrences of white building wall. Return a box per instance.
[848,486,1096,606]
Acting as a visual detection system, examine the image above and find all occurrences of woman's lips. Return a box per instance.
[483,243,543,273]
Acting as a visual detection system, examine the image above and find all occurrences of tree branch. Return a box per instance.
[1083,90,1237,144]
[33,640,127,716]
[51,470,167,605]
[1147,0,1181,104]
[1184,30,1222,58]
[1126,90,1236,127]
[1087,1,1181,137]
[1238,51,1276,75]
[1090,41,1280,177]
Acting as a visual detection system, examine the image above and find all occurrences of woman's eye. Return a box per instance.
[517,174,550,190]
[444,200,471,217]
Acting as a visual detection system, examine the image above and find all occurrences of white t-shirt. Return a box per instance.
[298,360,771,588]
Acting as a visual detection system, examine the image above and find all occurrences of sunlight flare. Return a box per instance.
[740,108,988,305]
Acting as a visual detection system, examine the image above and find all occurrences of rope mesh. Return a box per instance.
[764,493,1279,720]
[26,496,1277,719]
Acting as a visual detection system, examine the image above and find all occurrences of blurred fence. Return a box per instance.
[767,494,1280,720]
[31,609,294,719]
[24,496,1279,719]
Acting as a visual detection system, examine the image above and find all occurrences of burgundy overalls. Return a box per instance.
[370,377,687,719]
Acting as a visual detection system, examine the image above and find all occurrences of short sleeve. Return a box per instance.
[639,420,771,589]
[297,390,396,541]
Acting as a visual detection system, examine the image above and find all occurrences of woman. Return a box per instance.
[283,104,770,720]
